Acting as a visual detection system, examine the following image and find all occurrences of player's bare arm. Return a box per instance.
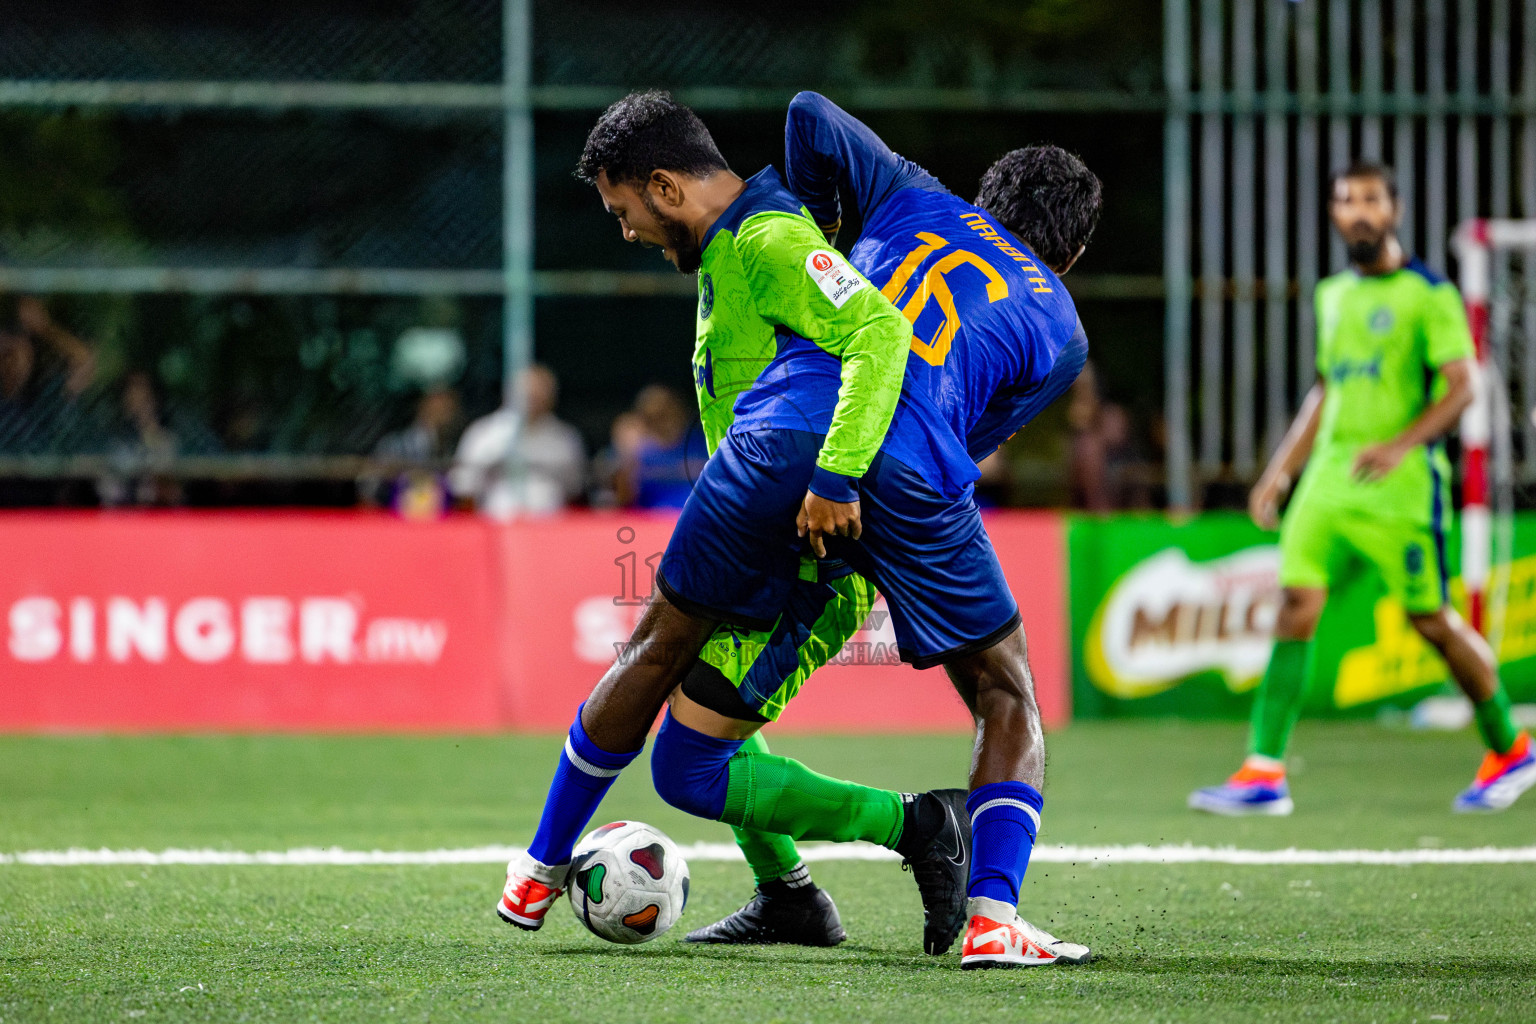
[1352,356,1475,482]
[1250,382,1324,530]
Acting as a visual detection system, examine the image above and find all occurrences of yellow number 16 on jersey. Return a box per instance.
[880,232,1008,366]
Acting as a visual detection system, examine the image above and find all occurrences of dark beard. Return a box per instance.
[1346,236,1384,266]
[641,193,702,275]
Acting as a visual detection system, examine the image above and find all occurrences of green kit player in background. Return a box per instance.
[1190,161,1536,816]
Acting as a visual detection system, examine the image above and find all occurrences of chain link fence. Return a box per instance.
[0,0,1162,506]
[2,0,507,497]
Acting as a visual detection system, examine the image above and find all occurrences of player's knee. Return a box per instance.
[972,670,1037,724]
[1275,589,1325,639]
[649,713,735,821]
[1408,609,1454,646]
[650,740,723,819]
[948,624,1034,720]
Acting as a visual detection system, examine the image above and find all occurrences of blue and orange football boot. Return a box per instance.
[1188,760,1294,816]
[1453,731,1536,813]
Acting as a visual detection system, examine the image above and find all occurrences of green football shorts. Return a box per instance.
[1278,493,1449,613]
[689,571,878,722]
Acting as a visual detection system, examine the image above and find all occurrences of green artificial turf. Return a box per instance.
[2,722,1534,1023]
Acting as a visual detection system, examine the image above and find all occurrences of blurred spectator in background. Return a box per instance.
[0,297,98,455]
[98,371,182,506]
[218,385,272,454]
[361,386,462,514]
[614,384,706,509]
[0,329,41,452]
[590,410,647,508]
[1069,361,1151,511]
[449,364,585,519]
[375,387,462,464]
[17,298,95,396]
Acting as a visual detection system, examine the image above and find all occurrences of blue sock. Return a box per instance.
[965,781,1043,906]
[526,703,643,866]
[650,711,745,820]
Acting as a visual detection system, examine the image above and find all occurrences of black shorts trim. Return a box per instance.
[656,570,778,633]
[680,659,771,724]
[901,610,1023,670]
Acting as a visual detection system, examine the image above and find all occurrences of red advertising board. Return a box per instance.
[0,510,1066,732]
[0,512,503,731]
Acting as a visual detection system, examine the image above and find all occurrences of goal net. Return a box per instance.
[1453,219,1535,651]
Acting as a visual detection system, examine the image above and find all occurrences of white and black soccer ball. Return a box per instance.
[567,821,689,944]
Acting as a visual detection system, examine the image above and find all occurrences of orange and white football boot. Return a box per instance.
[959,896,1091,969]
[495,852,569,930]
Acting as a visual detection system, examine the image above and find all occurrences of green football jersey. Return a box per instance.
[692,168,912,488]
[1292,258,1474,525]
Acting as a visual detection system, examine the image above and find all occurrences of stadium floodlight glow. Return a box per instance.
[1451,219,1536,636]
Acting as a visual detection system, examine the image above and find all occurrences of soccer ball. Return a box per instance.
[567,820,689,944]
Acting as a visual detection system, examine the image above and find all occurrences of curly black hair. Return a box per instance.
[575,90,729,187]
[975,145,1102,271]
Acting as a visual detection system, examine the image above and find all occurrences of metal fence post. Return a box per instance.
[1262,0,1290,457]
[1296,0,1321,398]
[1198,0,1226,476]
[1165,0,1193,510]
[503,0,535,411]
[1394,0,1417,254]
[1230,0,1257,477]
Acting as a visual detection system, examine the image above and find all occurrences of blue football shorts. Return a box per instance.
[657,428,1020,668]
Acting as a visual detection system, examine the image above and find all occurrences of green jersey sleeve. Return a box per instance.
[1312,275,1343,381]
[734,210,912,495]
[1423,282,1475,367]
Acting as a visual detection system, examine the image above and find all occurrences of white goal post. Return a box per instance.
[1452,219,1535,637]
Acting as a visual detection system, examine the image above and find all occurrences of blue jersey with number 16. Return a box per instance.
[784,92,1089,466]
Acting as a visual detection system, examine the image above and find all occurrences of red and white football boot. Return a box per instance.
[495,852,569,930]
[959,896,1092,969]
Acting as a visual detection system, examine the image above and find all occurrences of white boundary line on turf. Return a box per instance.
[3,842,1536,866]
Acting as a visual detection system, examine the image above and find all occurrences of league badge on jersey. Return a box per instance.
[699,273,714,320]
[1368,307,1394,333]
[805,249,867,309]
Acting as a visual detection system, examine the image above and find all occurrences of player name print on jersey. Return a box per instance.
[958,211,1053,294]
[805,249,867,308]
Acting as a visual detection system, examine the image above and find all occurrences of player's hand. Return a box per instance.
[1248,472,1290,531]
[797,491,861,559]
[1352,441,1407,483]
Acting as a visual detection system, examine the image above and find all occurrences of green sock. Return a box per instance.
[729,734,808,884]
[722,746,905,850]
[1247,638,1313,761]
[1473,688,1520,755]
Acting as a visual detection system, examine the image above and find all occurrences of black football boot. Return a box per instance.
[896,788,972,955]
[683,881,847,946]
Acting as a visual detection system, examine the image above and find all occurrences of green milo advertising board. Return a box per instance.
[1069,512,1536,719]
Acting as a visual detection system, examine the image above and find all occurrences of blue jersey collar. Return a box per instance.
[702,167,806,252]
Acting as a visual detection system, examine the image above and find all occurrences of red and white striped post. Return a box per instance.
[1455,218,1492,635]
[1452,218,1536,632]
